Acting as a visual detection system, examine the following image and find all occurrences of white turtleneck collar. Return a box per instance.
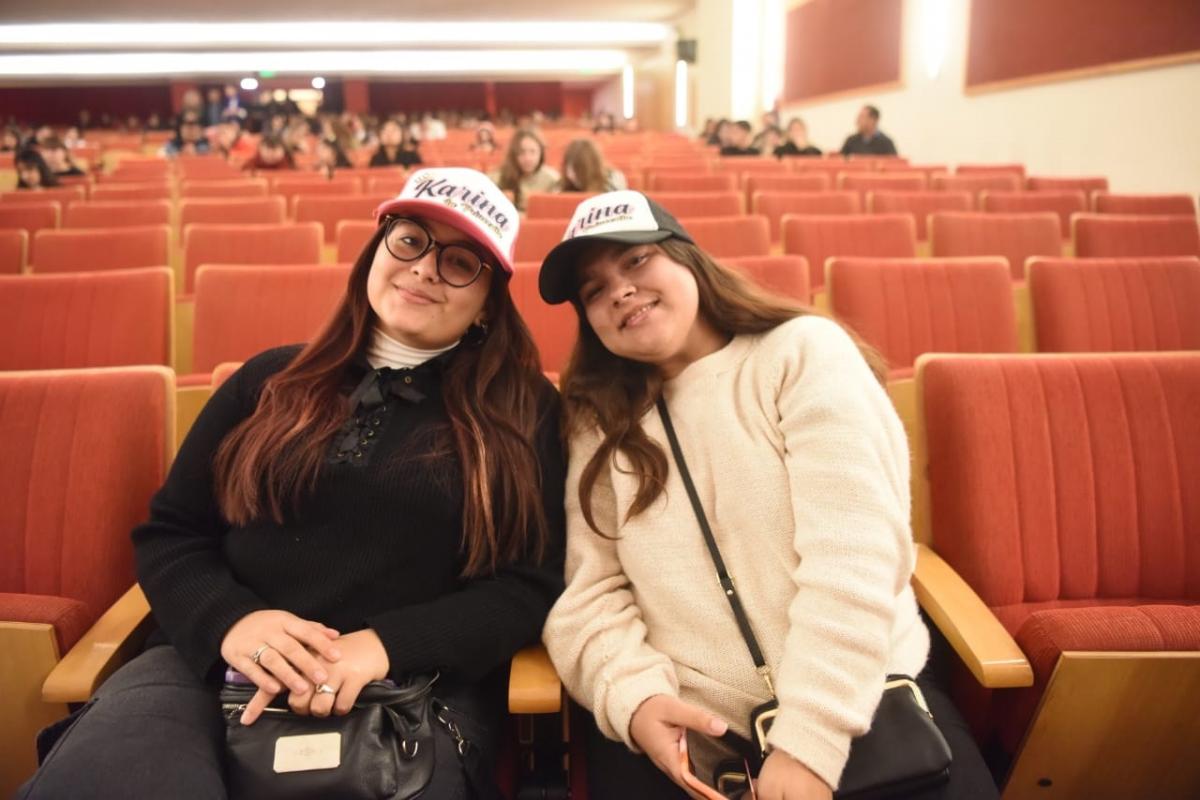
[365,328,459,370]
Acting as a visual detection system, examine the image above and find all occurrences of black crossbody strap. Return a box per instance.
[656,396,776,698]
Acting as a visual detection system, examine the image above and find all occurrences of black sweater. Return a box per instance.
[133,345,566,687]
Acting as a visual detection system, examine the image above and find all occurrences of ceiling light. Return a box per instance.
[0,50,630,77]
[311,76,326,89]
[0,21,671,49]
[240,77,258,90]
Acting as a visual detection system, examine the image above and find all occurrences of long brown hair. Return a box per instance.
[561,238,885,535]
[213,225,552,575]
[559,139,610,193]
[496,129,545,208]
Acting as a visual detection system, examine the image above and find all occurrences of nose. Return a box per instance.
[608,280,636,306]
[409,248,441,283]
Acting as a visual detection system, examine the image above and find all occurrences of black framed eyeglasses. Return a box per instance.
[382,216,492,288]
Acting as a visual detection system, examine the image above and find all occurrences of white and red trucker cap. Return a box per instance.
[538,190,694,304]
[374,167,519,274]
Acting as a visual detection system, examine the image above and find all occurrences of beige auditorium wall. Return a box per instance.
[778,0,1200,198]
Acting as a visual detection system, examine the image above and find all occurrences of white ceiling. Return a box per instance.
[3,0,695,23]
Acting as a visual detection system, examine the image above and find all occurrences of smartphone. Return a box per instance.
[677,736,731,800]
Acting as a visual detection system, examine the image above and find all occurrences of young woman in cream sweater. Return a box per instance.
[538,191,996,799]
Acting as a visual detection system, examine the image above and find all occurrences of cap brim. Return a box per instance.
[538,230,675,305]
[374,197,514,274]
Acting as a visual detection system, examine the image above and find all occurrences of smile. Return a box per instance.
[620,301,659,330]
[394,285,439,305]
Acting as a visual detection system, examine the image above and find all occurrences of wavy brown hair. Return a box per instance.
[496,129,546,209]
[560,238,886,535]
[213,224,551,576]
[559,139,610,193]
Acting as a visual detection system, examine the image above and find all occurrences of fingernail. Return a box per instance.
[240,712,251,725]
[709,719,728,735]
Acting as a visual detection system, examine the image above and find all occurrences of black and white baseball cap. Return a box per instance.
[538,190,695,305]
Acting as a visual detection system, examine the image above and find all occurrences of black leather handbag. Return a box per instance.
[655,397,952,799]
[220,671,480,800]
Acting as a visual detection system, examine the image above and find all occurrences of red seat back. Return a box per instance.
[980,191,1086,238]
[63,200,171,229]
[679,215,771,257]
[929,212,1061,279]
[753,192,861,242]
[510,263,579,373]
[1093,194,1197,216]
[293,195,392,239]
[1074,214,1200,258]
[782,214,917,291]
[31,225,171,273]
[182,223,324,294]
[180,197,287,227]
[868,191,973,240]
[0,230,27,274]
[647,192,743,218]
[723,255,811,304]
[1028,256,1200,352]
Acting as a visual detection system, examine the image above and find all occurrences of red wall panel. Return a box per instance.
[782,0,903,103]
[0,84,174,126]
[967,0,1200,89]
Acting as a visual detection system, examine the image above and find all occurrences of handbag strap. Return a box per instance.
[655,396,776,698]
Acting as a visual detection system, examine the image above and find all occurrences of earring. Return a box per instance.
[465,320,489,346]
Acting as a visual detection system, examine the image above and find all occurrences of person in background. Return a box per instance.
[593,112,617,135]
[1,126,24,152]
[313,138,351,178]
[559,139,626,193]
[752,126,784,159]
[163,115,212,158]
[761,110,781,132]
[33,125,54,146]
[215,119,257,161]
[775,117,822,157]
[282,117,313,156]
[719,121,760,156]
[470,123,498,154]
[840,105,897,156]
[421,112,448,141]
[370,119,423,168]
[712,119,733,148]
[63,126,87,149]
[490,129,560,212]
[698,118,717,143]
[203,88,225,127]
[15,149,60,189]
[146,112,165,131]
[40,137,87,176]
[241,135,295,172]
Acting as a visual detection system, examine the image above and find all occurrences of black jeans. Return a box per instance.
[17,644,497,800]
[583,672,999,800]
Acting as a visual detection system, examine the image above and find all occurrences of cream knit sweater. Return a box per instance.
[541,315,930,790]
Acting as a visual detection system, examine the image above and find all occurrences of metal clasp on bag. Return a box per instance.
[436,708,470,756]
[884,677,933,717]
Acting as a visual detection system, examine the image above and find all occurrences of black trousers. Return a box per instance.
[583,672,999,800]
[17,644,495,800]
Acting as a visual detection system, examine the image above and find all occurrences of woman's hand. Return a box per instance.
[629,694,729,799]
[756,750,832,800]
[220,609,342,719]
[282,629,391,720]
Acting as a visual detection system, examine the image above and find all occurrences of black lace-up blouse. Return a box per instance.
[132,345,566,688]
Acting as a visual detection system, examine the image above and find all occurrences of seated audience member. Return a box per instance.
[470,123,498,154]
[719,120,760,156]
[2,125,25,152]
[559,139,627,193]
[699,118,718,143]
[15,148,60,189]
[63,126,87,149]
[163,114,212,158]
[40,137,86,176]
[593,112,618,135]
[313,138,352,178]
[708,118,730,147]
[215,119,257,160]
[16,167,566,800]
[370,119,423,168]
[840,104,898,156]
[775,117,822,157]
[753,126,784,159]
[490,129,561,212]
[241,135,295,172]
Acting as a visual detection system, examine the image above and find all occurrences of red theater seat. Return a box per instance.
[839,171,927,199]
[0,202,60,236]
[0,268,173,369]
[723,255,810,303]
[190,264,348,376]
[510,262,578,374]
[929,212,1061,280]
[1073,214,1200,258]
[931,174,1021,204]
[88,182,172,202]
[63,200,171,229]
[868,191,973,240]
[182,223,323,294]
[980,191,1086,239]
[180,179,269,198]
[1028,256,1200,352]
[680,215,771,257]
[336,220,377,263]
[1027,176,1109,194]
[781,214,917,291]
[0,187,86,206]
[180,197,287,227]
[294,195,392,240]
[754,192,861,243]
[525,193,597,219]
[956,164,1026,179]
[0,230,28,274]
[31,225,171,273]
[828,257,1017,377]
[1093,193,1197,216]
[514,219,569,263]
[648,174,737,192]
[647,191,742,218]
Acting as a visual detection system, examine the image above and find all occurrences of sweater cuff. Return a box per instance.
[367,607,451,680]
[765,707,853,791]
[603,668,679,751]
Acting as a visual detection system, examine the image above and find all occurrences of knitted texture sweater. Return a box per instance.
[133,345,566,690]
[542,315,929,789]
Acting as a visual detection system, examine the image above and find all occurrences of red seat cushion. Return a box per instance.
[995,604,1200,751]
[0,591,93,653]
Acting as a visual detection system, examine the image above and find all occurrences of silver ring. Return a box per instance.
[315,683,336,695]
[250,644,270,665]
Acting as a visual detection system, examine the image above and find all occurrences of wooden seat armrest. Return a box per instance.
[42,584,154,704]
[912,544,1033,689]
[508,644,562,714]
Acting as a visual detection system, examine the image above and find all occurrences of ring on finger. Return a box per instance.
[251,644,271,665]
[315,683,336,695]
